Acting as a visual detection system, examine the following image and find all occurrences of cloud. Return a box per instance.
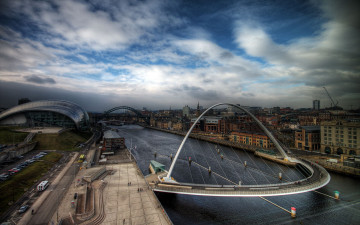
[2,0,182,50]
[234,23,293,65]
[24,75,56,84]
[170,84,221,101]
[232,0,360,108]
[0,0,358,110]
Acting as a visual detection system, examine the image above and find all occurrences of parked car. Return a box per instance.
[8,168,20,172]
[18,205,29,213]
[0,173,9,181]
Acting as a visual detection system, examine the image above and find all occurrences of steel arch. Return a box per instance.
[166,103,290,179]
[104,106,141,116]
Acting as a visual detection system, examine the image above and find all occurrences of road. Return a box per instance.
[27,163,79,225]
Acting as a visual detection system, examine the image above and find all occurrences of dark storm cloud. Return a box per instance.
[0,81,121,112]
[24,75,56,84]
[171,84,220,101]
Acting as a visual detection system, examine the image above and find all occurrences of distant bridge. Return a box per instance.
[103,106,150,125]
[148,103,330,197]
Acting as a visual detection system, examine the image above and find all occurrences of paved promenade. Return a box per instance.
[52,162,172,225]
[102,163,171,225]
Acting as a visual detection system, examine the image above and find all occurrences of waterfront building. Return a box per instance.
[103,130,125,151]
[0,100,89,130]
[230,131,273,149]
[320,120,360,155]
[204,117,221,133]
[295,126,321,151]
[172,121,183,131]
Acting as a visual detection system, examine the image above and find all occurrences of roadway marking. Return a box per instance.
[258,196,291,214]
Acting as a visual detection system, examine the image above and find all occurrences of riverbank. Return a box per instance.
[143,125,294,167]
[299,155,360,178]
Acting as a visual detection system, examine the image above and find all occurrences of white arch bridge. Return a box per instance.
[148,103,330,197]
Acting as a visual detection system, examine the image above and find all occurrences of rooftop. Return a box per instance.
[103,130,121,139]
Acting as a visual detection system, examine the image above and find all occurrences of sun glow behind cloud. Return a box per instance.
[0,0,359,111]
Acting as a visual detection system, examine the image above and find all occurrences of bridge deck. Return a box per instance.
[149,159,330,197]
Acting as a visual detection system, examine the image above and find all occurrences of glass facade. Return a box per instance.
[0,100,89,130]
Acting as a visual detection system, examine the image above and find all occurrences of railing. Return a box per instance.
[154,159,330,197]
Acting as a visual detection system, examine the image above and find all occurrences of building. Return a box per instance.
[313,100,320,110]
[230,131,273,149]
[295,126,321,151]
[0,100,89,130]
[103,130,125,151]
[204,117,221,133]
[196,102,201,117]
[320,120,360,155]
[182,105,190,118]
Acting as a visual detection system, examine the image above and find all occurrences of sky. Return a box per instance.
[0,0,359,112]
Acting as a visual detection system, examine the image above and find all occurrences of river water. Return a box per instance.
[115,125,360,225]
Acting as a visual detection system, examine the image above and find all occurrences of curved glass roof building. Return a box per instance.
[0,100,89,130]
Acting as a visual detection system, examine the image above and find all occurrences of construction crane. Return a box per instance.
[323,87,340,108]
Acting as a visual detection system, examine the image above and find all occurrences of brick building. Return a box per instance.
[103,130,125,151]
[294,126,321,151]
[230,131,273,149]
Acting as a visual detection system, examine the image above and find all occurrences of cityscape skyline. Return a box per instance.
[0,0,359,111]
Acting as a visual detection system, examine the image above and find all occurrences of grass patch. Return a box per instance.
[0,152,62,216]
[33,130,92,151]
[0,127,28,145]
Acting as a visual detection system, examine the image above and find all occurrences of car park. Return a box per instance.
[18,205,29,213]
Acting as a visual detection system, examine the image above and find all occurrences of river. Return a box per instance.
[115,125,360,225]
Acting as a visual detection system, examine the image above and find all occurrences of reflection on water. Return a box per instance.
[115,125,360,225]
